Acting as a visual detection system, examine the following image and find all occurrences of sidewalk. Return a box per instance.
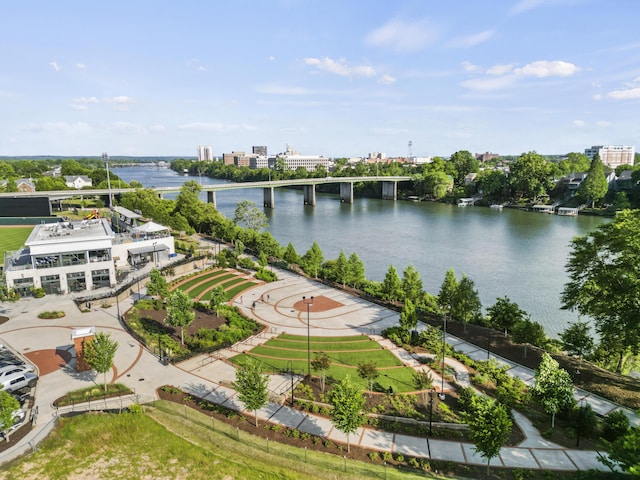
[0,266,620,472]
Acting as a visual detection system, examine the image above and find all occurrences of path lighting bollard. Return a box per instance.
[303,296,314,378]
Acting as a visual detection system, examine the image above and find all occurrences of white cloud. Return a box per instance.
[573,120,585,127]
[514,60,578,77]
[487,64,514,75]
[304,57,376,77]
[593,93,603,101]
[149,124,168,134]
[596,120,611,127]
[511,0,570,14]
[448,30,494,48]
[365,18,439,54]
[49,61,61,72]
[378,74,396,85]
[268,55,276,61]
[607,87,640,100]
[76,63,86,69]
[461,61,482,73]
[71,95,136,111]
[109,122,146,135]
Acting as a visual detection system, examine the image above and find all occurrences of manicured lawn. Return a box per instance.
[231,334,414,393]
[0,226,33,259]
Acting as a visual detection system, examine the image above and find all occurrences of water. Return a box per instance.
[113,166,607,338]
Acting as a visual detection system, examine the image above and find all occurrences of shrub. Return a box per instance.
[395,453,404,463]
[408,457,420,468]
[255,268,278,282]
[601,410,630,441]
[368,452,379,461]
[37,311,65,319]
[128,404,143,415]
[382,451,392,462]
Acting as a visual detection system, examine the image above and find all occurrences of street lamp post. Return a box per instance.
[429,390,434,435]
[102,152,112,209]
[440,311,447,400]
[303,296,314,378]
[153,242,158,268]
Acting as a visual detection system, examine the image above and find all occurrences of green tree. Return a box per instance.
[174,180,203,233]
[511,318,547,357]
[560,321,594,369]
[399,299,418,333]
[357,361,379,394]
[449,150,479,186]
[84,332,119,392]
[282,242,301,265]
[451,274,482,333]
[233,359,269,427]
[346,252,365,289]
[301,242,323,279]
[466,396,512,475]
[600,416,640,475]
[558,152,591,174]
[166,289,195,345]
[329,376,365,453]
[487,296,527,336]
[381,265,402,302]
[0,390,20,437]
[146,268,168,302]
[531,353,575,428]
[335,250,349,287]
[4,179,18,192]
[412,369,433,404]
[562,209,640,373]
[578,154,608,207]
[35,176,68,191]
[438,268,458,320]
[311,352,331,392]
[476,169,508,201]
[509,151,553,201]
[208,286,227,315]
[401,265,423,305]
[234,199,268,231]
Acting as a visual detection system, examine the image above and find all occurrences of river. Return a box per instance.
[112,165,607,338]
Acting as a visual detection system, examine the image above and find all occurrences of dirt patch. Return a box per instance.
[292,295,343,313]
[24,348,73,376]
[136,308,227,344]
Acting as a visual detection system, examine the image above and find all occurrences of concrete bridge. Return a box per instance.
[0,176,413,209]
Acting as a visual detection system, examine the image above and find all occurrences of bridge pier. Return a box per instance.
[339,182,354,203]
[207,191,216,207]
[381,181,397,200]
[303,185,316,206]
[263,187,275,209]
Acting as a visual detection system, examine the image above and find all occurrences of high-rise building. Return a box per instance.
[585,145,635,168]
[197,145,213,161]
[252,146,267,156]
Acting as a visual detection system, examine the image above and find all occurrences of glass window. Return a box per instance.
[91,269,111,289]
[67,272,87,292]
[40,274,61,295]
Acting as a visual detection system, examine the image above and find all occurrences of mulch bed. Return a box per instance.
[423,316,640,411]
[135,307,227,343]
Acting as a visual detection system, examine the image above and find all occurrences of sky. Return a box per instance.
[1,0,640,158]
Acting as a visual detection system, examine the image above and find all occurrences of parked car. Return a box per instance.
[0,371,37,392]
[0,408,25,436]
[0,365,33,381]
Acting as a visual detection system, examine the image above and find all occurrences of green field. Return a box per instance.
[0,226,32,260]
[0,402,439,480]
[231,334,417,393]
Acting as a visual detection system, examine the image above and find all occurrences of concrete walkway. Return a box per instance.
[0,266,622,471]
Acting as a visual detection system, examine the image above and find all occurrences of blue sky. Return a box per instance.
[2,0,639,158]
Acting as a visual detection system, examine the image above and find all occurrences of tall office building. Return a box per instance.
[252,146,267,156]
[197,145,213,161]
[584,145,635,168]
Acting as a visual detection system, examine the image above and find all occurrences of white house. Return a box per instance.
[64,175,93,189]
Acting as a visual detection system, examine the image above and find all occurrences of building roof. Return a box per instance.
[112,206,142,219]
[134,221,168,233]
[26,218,114,246]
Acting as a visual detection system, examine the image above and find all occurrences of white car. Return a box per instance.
[0,365,33,381]
[0,408,25,435]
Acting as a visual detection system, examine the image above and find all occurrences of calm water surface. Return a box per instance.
[113,166,607,338]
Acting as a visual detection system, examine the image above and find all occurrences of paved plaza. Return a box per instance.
[0,264,623,472]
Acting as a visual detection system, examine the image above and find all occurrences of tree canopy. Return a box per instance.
[166,289,195,345]
[562,209,640,373]
[84,332,119,392]
[233,359,269,427]
[531,353,574,428]
[328,376,365,453]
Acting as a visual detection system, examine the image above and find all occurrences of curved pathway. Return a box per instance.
[0,266,613,472]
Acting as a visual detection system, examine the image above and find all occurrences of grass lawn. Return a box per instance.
[231,334,416,393]
[0,403,438,480]
[0,226,32,259]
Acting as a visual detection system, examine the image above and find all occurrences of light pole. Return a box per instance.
[303,296,314,378]
[103,152,112,209]
[429,389,434,435]
[153,242,158,268]
[440,310,447,400]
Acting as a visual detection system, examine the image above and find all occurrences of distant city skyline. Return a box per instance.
[2,1,639,158]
